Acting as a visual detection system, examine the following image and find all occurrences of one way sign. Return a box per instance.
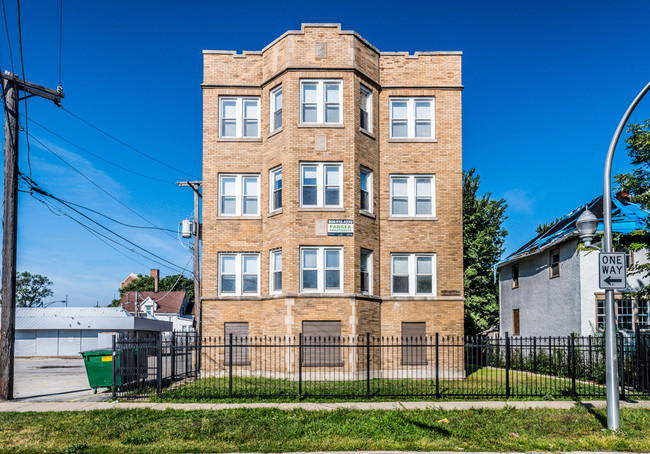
[599,252,627,289]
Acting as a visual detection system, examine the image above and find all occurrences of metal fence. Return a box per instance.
[112,331,650,401]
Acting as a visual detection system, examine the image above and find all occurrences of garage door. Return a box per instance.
[35,330,58,356]
[58,330,82,356]
[15,330,36,356]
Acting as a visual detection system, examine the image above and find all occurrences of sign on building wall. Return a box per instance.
[327,219,353,236]
[598,252,627,289]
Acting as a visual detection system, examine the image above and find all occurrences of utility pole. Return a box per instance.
[0,72,63,401]
[177,181,202,342]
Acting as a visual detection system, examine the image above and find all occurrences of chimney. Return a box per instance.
[151,269,159,293]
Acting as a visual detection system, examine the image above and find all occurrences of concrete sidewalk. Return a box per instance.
[0,399,648,412]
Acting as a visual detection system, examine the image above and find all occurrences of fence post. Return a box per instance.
[570,334,576,399]
[533,337,537,374]
[171,332,176,382]
[435,333,439,399]
[156,333,163,398]
[505,333,510,399]
[298,333,303,398]
[364,333,370,398]
[228,332,233,399]
[185,332,190,377]
[112,334,117,398]
[619,332,626,400]
[635,323,641,392]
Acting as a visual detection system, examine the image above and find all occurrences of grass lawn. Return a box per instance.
[1,406,649,453]
[152,366,606,402]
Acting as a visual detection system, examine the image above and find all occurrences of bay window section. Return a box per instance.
[270,249,282,293]
[360,167,373,213]
[360,249,372,295]
[360,85,372,132]
[270,167,282,212]
[300,247,343,293]
[300,163,343,208]
[270,85,282,131]
[300,80,343,125]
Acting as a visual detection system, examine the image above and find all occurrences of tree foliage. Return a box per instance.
[613,119,650,296]
[2,271,55,307]
[110,274,194,307]
[463,169,508,335]
[535,217,562,235]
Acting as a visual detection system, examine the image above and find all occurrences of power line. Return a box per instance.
[58,0,62,85]
[25,114,177,186]
[61,106,200,180]
[1,0,13,74]
[26,132,177,241]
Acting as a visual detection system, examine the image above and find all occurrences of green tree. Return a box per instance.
[110,273,194,307]
[613,119,650,296]
[535,217,561,235]
[6,271,54,307]
[463,169,508,335]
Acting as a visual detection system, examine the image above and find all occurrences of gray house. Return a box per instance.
[0,307,172,357]
[497,193,650,337]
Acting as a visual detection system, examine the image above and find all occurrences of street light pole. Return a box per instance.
[602,81,650,431]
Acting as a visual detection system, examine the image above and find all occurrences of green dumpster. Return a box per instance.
[81,349,121,392]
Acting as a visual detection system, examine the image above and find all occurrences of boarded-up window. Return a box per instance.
[549,249,560,278]
[224,322,250,365]
[512,264,519,289]
[513,309,520,336]
[401,322,427,365]
[302,321,342,367]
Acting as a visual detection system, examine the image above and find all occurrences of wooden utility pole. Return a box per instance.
[0,72,63,401]
[176,181,202,342]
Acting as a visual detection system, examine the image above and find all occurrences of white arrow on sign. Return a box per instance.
[598,252,627,290]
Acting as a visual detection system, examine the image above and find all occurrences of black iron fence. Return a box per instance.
[112,331,650,401]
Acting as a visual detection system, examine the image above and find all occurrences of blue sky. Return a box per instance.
[1,0,650,306]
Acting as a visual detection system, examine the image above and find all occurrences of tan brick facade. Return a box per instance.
[201,24,464,359]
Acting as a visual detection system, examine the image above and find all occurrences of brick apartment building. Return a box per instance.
[201,24,464,348]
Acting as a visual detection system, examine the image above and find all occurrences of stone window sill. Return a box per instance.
[217,138,263,143]
[298,207,345,212]
[268,128,282,138]
[217,216,262,220]
[360,210,376,219]
[360,128,376,140]
[388,138,437,143]
[388,216,438,221]
[268,209,282,218]
[297,123,345,129]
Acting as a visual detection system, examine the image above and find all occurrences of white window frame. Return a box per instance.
[269,166,282,213]
[218,253,260,296]
[218,174,260,217]
[270,249,282,294]
[300,246,344,293]
[389,174,436,217]
[638,299,649,327]
[270,85,282,132]
[300,163,343,208]
[360,249,373,295]
[219,97,261,139]
[300,79,343,125]
[389,97,435,139]
[360,85,372,133]
[390,253,436,296]
[360,167,373,214]
[618,298,633,331]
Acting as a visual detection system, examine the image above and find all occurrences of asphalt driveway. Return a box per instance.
[13,357,111,402]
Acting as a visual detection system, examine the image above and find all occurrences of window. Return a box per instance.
[360,167,373,213]
[597,299,606,329]
[402,322,427,365]
[224,322,250,365]
[513,309,520,336]
[300,80,342,124]
[618,299,633,331]
[360,85,372,132]
[638,299,649,327]
[360,249,372,294]
[220,97,260,138]
[391,253,436,296]
[270,167,282,212]
[270,85,282,131]
[549,249,560,278]
[300,163,342,208]
[512,264,519,289]
[389,97,435,139]
[300,247,343,292]
[219,174,260,216]
[302,321,342,367]
[219,253,260,296]
[270,249,282,293]
[390,175,435,217]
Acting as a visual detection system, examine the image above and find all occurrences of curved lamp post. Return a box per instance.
[576,81,650,431]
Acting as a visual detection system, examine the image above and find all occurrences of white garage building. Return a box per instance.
[1,307,172,357]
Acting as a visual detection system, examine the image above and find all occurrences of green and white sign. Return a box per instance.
[328,219,354,236]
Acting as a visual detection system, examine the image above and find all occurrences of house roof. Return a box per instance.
[0,307,172,332]
[120,291,188,315]
[498,193,649,268]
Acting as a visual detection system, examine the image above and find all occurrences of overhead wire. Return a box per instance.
[58,0,62,86]
[24,176,190,275]
[15,0,31,180]
[25,131,178,241]
[61,106,200,180]
[1,0,13,74]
